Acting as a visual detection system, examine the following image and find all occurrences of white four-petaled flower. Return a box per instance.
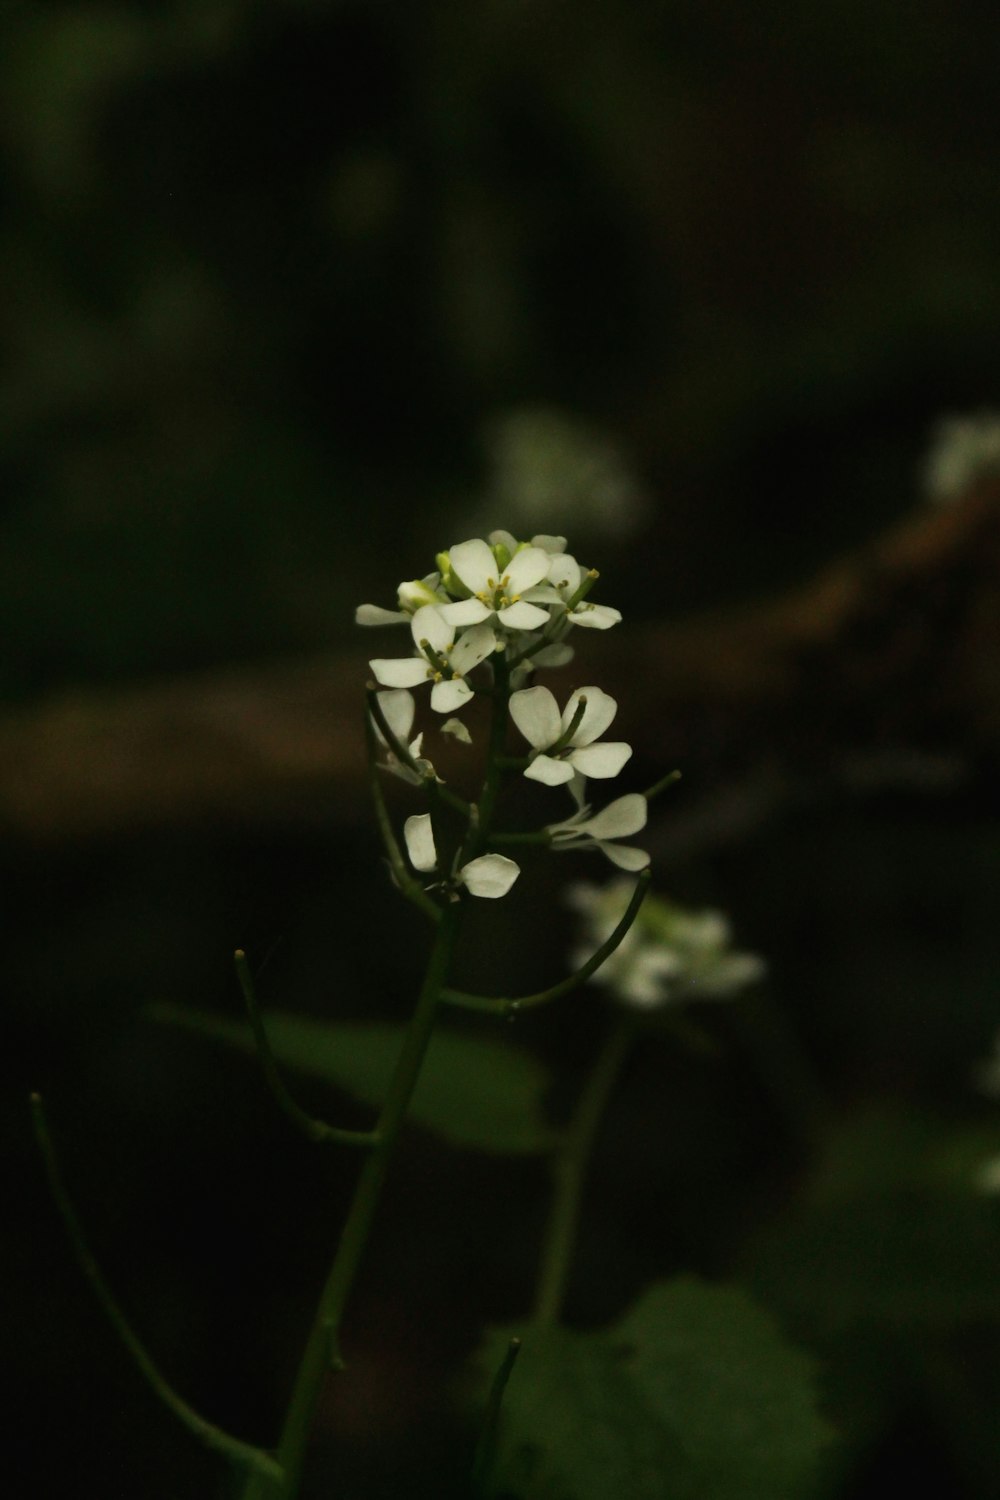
[403,814,520,898]
[543,552,622,630]
[438,539,553,632]
[547,793,649,870]
[509,685,632,787]
[370,605,496,713]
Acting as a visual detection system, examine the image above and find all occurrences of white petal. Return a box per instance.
[505,546,552,594]
[404,814,437,872]
[568,742,632,778]
[450,622,497,672]
[568,603,622,630]
[441,717,472,744]
[439,598,492,627]
[488,529,519,554]
[530,534,567,554]
[548,554,582,592]
[496,600,551,630]
[509,685,562,749]
[375,689,415,744]
[459,853,520,898]
[533,642,574,668]
[411,604,454,654]
[525,754,575,786]
[520,583,561,604]
[431,678,474,713]
[598,841,650,871]
[371,657,431,688]
[563,686,617,745]
[356,604,407,625]
[449,538,496,594]
[583,793,648,841]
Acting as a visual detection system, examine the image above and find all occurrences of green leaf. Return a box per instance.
[476,1279,830,1500]
[149,1004,554,1154]
[616,1279,832,1500]
[478,1323,693,1500]
[743,1106,1000,1331]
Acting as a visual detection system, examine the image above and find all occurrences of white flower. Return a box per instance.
[543,552,621,630]
[371,689,431,784]
[923,411,1000,504]
[370,605,496,713]
[547,793,649,871]
[509,684,632,787]
[568,878,766,1009]
[403,814,520,898]
[356,573,449,626]
[437,539,553,632]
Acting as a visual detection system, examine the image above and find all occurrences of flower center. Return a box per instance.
[476,573,520,611]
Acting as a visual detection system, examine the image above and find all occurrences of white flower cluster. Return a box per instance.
[359,531,650,900]
[357,530,621,713]
[568,878,765,1009]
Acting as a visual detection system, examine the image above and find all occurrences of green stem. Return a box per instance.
[364,711,441,923]
[234,951,377,1147]
[442,871,650,1018]
[643,768,682,802]
[255,901,463,1500]
[532,1015,637,1326]
[30,1095,282,1485]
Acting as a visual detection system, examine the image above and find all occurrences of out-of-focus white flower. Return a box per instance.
[974,1029,1000,1099]
[923,410,1000,504]
[356,573,449,626]
[403,814,520,898]
[482,407,648,540]
[370,606,496,713]
[548,793,649,871]
[568,878,766,1009]
[509,685,632,787]
[438,539,553,632]
[371,689,433,784]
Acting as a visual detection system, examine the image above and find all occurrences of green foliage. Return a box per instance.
[477,1279,831,1500]
[150,1004,554,1154]
[743,1106,1000,1331]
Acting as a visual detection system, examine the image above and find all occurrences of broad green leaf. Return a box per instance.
[150,1005,554,1155]
[476,1278,829,1500]
[616,1279,831,1500]
[478,1324,694,1500]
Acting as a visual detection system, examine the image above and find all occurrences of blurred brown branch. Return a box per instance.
[5,488,1000,846]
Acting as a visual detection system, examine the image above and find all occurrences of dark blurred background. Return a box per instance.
[7,2,1000,1496]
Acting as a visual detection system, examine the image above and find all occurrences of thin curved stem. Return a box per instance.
[364,711,441,922]
[30,1094,283,1484]
[366,685,470,815]
[441,871,651,1017]
[234,952,378,1148]
[532,1014,638,1326]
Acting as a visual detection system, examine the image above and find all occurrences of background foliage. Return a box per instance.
[7,2,1000,1496]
